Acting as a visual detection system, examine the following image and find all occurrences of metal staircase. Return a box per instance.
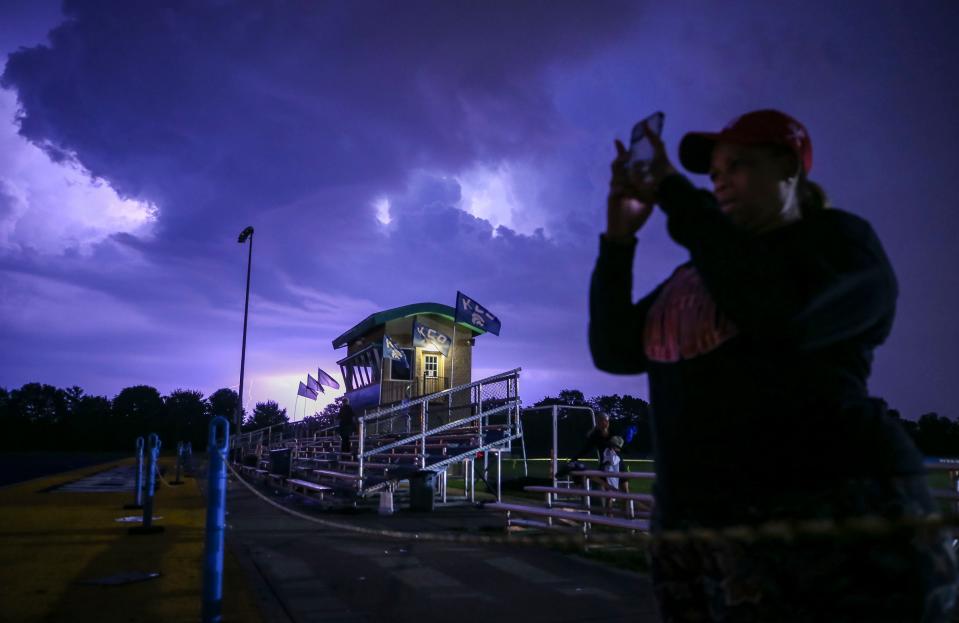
[232,368,524,503]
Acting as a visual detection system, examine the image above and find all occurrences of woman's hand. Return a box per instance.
[606,139,654,239]
[606,125,680,240]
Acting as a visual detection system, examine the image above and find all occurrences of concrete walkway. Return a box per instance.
[226,478,661,623]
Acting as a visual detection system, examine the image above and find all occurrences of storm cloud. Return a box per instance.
[1,0,957,417]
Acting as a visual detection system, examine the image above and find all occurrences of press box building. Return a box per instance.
[331,303,489,414]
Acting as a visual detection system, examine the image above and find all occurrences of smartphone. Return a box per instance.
[627,111,665,173]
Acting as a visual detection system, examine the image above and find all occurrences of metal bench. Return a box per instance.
[932,488,959,501]
[288,478,332,498]
[524,485,653,519]
[925,460,959,472]
[312,469,362,481]
[486,502,649,533]
[507,518,579,532]
[525,485,654,503]
[569,470,656,480]
[338,461,393,472]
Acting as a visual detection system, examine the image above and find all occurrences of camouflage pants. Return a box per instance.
[649,476,959,622]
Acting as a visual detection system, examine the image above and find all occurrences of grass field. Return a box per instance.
[0,457,262,623]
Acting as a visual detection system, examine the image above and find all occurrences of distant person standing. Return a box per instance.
[561,413,612,484]
[591,109,958,621]
[571,412,611,463]
[601,436,624,484]
[337,397,356,454]
[595,435,628,516]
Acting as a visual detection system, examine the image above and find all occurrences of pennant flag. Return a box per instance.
[307,374,324,394]
[383,335,408,366]
[413,319,452,357]
[297,381,318,400]
[455,291,501,335]
[317,367,341,390]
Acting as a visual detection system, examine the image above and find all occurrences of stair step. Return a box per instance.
[338,461,395,471]
[356,455,419,465]
[312,469,362,481]
[288,479,332,493]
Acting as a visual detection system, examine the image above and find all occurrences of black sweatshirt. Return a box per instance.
[571,427,611,463]
[338,404,356,433]
[589,174,924,522]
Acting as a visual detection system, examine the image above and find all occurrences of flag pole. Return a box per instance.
[450,293,459,395]
[450,322,457,393]
[411,319,418,399]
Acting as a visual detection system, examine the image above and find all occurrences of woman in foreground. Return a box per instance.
[589,109,958,621]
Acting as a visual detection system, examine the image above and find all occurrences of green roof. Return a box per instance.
[331,302,486,349]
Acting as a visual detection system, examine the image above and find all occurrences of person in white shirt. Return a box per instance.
[592,435,627,516]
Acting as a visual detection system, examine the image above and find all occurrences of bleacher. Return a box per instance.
[230,369,524,506]
[488,460,959,538]
[487,470,656,535]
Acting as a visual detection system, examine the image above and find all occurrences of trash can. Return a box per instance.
[269,448,292,477]
[409,471,435,512]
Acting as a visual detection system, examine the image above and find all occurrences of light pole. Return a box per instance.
[236,226,254,435]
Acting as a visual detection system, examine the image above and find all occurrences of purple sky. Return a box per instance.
[0,1,957,420]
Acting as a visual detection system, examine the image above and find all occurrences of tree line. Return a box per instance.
[0,382,956,457]
[529,389,959,460]
[0,383,293,452]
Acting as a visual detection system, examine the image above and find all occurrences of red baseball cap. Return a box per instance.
[679,109,813,175]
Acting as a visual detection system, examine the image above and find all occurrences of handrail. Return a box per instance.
[233,421,339,449]
[355,368,522,494]
[426,432,524,473]
[360,401,519,459]
[360,367,522,422]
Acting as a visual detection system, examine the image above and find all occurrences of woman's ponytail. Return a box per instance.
[798,173,830,217]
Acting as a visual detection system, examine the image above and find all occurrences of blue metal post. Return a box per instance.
[173,441,184,484]
[203,417,230,623]
[133,436,145,506]
[184,442,195,475]
[129,434,164,534]
[143,433,160,528]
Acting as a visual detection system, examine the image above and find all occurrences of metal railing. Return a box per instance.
[417,375,449,396]
[379,376,453,404]
[228,368,527,499]
[232,420,340,460]
[356,368,524,492]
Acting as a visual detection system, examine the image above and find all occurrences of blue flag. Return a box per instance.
[412,319,452,357]
[307,374,324,394]
[383,335,408,366]
[297,381,318,401]
[455,291,501,335]
[316,367,340,390]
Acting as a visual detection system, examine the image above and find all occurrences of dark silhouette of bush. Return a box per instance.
[207,388,242,433]
[243,400,288,431]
